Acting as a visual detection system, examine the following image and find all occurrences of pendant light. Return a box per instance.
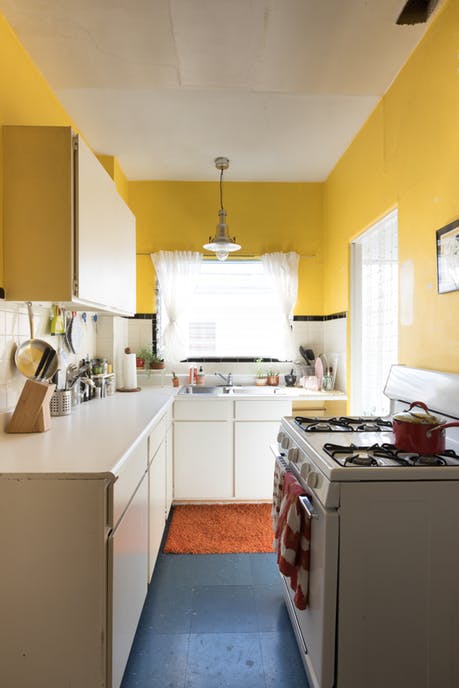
[203,156,241,261]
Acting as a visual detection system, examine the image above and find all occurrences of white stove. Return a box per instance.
[274,365,459,688]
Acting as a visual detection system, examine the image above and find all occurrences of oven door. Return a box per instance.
[280,486,339,688]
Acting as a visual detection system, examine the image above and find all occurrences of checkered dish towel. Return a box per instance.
[274,471,311,610]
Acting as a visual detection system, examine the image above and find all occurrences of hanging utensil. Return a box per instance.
[15,302,58,381]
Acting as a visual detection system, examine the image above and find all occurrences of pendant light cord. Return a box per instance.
[219,168,224,210]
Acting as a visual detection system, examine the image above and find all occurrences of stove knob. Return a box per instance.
[277,431,285,444]
[281,436,290,450]
[300,463,311,479]
[287,447,299,463]
[306,471,320,489]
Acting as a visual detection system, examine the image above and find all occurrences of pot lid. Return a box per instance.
[393,409,439,424]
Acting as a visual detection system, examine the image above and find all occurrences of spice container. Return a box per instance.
[196,366,206,385]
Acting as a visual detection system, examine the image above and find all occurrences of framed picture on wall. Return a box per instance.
[436,219,459,294]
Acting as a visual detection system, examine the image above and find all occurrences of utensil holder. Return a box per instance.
[50,390,72,416]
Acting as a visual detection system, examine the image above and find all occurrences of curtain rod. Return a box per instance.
[136,251,316,258]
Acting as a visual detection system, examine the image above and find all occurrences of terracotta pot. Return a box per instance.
[149,361,165,370]
[392,401,459,454]
[267,375,279,386]
[136,357,144,368]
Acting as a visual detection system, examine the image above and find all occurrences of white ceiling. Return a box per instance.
[0,0,434,181]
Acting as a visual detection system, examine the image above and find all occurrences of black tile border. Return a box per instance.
[293,312,347,321]
[0,287,4,299]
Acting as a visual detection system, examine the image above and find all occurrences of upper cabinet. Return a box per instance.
[3,126,136,316]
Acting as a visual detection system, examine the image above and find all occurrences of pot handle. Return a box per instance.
[426,421,459,438]
[407,401,430,413]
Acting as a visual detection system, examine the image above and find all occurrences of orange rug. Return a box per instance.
[163,503,274,554]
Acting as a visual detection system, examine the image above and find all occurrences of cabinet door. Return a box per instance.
[110,474,148,688]
[174,422,233,500]
[166,423,173,517]
[234,421,279,500]
[149,442,166,580]
[77,135,136,315]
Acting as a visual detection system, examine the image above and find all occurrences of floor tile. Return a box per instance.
[253,584,292,632]
[185,632,266,688]
[258,631,309,688]
[191,585,258,633]
[250,553,280,585]
[121,633,189,688]
[154,552,254,587]
[139,583,193,634]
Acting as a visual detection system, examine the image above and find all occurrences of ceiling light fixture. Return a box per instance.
[203,156,241,262]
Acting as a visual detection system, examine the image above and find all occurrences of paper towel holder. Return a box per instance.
[117,347,141,392]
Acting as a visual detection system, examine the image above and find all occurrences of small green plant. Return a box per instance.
[137,346,154,366]
[255,358,266,378]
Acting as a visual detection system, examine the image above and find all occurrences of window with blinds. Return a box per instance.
[351,210,398,416]
[159,260,285,359]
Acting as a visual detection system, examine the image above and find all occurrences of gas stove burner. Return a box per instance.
[344,452,379,467]
[294,415,393,433]
[324,442,382,467]
[322,441,458,468]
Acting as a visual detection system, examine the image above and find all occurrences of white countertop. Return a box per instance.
[0,387,175,479]
[0,384,346,479]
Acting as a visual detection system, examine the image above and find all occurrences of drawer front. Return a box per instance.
[113,438,147,527]
[148,414,166,463]
[174,399,232,421]
[234,399,292,421]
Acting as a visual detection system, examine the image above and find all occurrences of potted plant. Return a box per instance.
[255,358,268,386]
[149,355,165,370]
[136,346,152,368]
[137,347,165,369]
[267,370,280,386]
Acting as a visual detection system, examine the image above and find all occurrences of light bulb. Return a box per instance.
[216,250,229,262]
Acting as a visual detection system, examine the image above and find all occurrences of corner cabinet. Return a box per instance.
[3,126,136,316]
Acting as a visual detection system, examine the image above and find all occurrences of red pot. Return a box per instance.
[392,401,459,454]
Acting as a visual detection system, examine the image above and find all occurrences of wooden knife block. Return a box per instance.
[7,379,56,433]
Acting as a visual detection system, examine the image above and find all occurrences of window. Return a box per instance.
[350,209,398,415]
[159,260,286,359]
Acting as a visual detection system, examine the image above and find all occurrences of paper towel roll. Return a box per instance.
[123,353,138,390]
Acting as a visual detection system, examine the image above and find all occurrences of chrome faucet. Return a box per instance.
[215,372,233,386]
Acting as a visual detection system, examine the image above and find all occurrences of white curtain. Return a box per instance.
[260,252,299,360]
[151,251,202,363]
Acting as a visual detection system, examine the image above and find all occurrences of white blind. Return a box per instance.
[160,261,286,359]
[358,210,398,415]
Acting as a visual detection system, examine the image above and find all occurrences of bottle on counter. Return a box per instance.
[189,364,198,384]
[196,366,205,386]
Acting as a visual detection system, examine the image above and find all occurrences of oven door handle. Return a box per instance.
[299,495,319,519]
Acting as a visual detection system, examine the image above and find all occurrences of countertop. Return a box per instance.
[0,387,175,479]
[0,384,346,479]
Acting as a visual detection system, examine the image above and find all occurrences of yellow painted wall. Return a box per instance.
[129,181,324,313]
[0,14,129,292]
[324,0,459,372]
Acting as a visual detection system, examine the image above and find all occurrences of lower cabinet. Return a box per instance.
[148,440,166,580]
[234,420,280,499]
[174,420,233,500]
[173,399,292,501]
[110,473,148,688]
[166,419,173,516]
[0,408,172,688]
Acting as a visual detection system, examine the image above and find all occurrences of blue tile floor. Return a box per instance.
[121,550,310,688]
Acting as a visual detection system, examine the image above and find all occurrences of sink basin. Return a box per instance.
[178,385,223,395]
[178,385,295,396]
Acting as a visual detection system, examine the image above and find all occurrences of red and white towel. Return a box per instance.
[274,471,311,610]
